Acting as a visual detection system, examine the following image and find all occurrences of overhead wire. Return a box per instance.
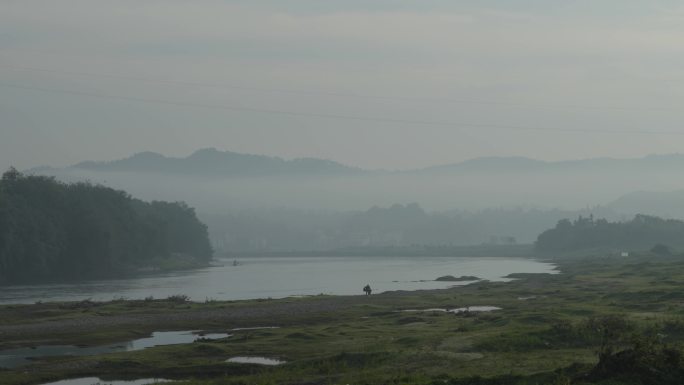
[1,81,682,136]
[0,63,677,113]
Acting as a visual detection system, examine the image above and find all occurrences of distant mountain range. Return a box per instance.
[68,148,364,177]
[26,149,684,214]
[417,153,684,174]
[35,149,684,178]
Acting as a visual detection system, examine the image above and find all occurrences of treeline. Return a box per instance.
[536,214,684,252]
[203,204,619,252]
[0,168,212,284]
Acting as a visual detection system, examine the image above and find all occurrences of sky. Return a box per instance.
[1,0,684,171]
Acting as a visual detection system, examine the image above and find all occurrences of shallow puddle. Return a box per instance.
[400,306,501,313]
[124,331,230,350]
[0,330,230,368]
[40,378,170,385]
[226,356,286,365]
[230,326,280,331]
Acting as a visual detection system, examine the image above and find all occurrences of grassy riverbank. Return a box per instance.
[3,253,684,385]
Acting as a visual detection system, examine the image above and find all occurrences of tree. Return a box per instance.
[651,244,672,256]
[536,215,684,252]
[0,169,213,284]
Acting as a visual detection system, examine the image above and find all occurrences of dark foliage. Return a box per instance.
[0,168,212,284]
[536,214,684,252]
[587,334,684,385]
[650,244,672,255]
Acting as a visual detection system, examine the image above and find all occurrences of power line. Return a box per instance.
[1,81,682,136]
[0,63,676,113]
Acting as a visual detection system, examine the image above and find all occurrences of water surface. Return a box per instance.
[40,379,170,385]
[226,356,286,365]
[401,306,501,313]
[0,330,230,368]
[0,256,557,304]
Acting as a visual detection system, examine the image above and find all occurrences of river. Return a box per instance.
[0,255,557,304]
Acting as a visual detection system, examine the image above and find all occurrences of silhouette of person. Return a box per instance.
[363,284,372,295]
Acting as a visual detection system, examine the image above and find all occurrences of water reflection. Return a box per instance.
[40,378,170,385]
[0,330,230,368]
[401,306,501,313]
[226,356,286,365]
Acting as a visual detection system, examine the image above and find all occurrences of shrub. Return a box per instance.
[167,294,190,303]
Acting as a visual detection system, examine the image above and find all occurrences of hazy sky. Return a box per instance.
[2,0,684,170]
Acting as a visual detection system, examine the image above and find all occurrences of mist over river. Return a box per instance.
[0,256,557,305]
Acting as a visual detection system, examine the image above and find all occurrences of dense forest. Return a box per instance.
[536,214,684,252]
[0,168,212,284]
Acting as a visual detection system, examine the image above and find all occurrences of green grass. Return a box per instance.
[5,254,684,384]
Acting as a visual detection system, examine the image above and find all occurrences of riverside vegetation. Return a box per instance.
[0,168,213,284]
[3,253,684,385]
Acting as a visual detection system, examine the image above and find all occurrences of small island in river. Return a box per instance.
[434,275,480,282]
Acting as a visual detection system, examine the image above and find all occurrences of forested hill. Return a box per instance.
[536,214,684,253]
[0,168,213,284]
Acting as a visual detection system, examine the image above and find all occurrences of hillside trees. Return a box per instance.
[536,214,684,252]
[0,168,212,284]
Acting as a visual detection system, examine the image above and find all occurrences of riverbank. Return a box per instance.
[3,254,684,385]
